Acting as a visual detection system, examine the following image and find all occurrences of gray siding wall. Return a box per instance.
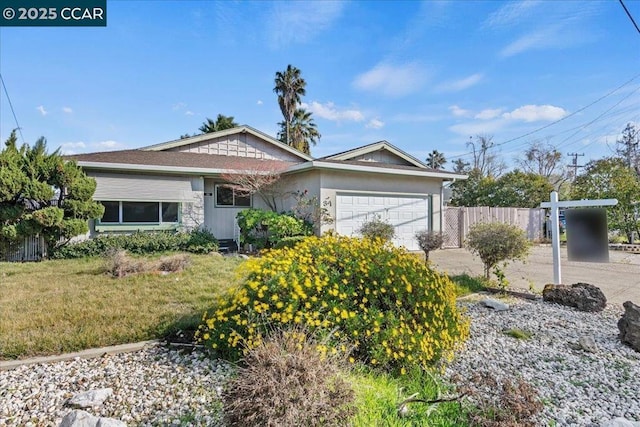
[349,149,413,166]
[317,170,443,234]
[168,133,301,162]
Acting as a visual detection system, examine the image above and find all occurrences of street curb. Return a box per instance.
[0,340,160,371]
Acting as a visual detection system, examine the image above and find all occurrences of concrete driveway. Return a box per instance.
[429,245,640,304]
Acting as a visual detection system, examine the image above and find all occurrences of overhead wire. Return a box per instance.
[0,73,25,144]
[446,73,640,161]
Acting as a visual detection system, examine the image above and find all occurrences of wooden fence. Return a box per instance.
[443,206,545,248]
[1,235,47,262]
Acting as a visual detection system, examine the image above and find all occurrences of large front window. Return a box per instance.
[99,201,180,224]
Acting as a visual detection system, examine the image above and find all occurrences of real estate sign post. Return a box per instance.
[540,191,617,285]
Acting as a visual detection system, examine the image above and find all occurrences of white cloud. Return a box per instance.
[437,73,483,92]
[449,105,471,118]
[59,141,86,155]
[94,140,124,151]
[502,104,568,122]
[267,1,344,48]
[484,0,542,28]
[475,108,503,120]
[353,62,428,97]
[366,118,385,129]
[172,102,187,111]
[62,107,73,114]
[301,101,365,122]
[185,110,195,116]
[36,105,48,116]
[256,100,263,105]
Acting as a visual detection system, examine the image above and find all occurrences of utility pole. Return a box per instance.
[567,153,584,181]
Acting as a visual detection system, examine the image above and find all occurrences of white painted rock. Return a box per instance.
[602,417,640,427]
[480,298,510,311]
[58,410,127,427]
[59,410,98,427]
[66,388,113,408]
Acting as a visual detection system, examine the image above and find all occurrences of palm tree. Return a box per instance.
[426,150,447,169]
[277,108,320,155]
[273,65,306,146]
[198,114,238,134]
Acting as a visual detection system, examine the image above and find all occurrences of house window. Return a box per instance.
[215,185,251,207]
[98,201,180,224]
[101,201,120,223]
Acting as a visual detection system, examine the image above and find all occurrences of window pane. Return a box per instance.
[235,193,251,207]
[162,202,179,223]
[216,186,233,206]
[122,202,159,223]
[101,201,119,223]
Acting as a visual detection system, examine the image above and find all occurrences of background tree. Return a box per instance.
[449,170,553,208]
[414,230,443,262]
[571,157,640,242]
[616,123,640,174]
[274,65,306,147]
[517,140,563,178]
[199,114,238,134]
[426,150,447,169]
[467,135,506,178]
[452,158,470,174]
[277,108,320,154]
[273,65,320,155]
[0,131,104,257]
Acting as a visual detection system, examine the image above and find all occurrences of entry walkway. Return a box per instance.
[430,245,640,305]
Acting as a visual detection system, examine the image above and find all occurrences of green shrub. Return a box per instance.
[358,215,395,242]
[221,328,356,427]
[185,228,218,254]
[466,222,530,280]
[198,235,469,372]
[51,229,218,259]
[414,230,443,262]
[236,208,311,249]
[273,235,308,249]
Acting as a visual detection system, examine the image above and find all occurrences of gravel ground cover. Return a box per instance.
[447,298,640,426]
[1,298,639,426]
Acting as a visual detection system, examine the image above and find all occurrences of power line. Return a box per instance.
[619,0,640,35]
[447,73,640,161]
[0,73,25,144]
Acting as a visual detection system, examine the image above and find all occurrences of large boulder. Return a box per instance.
[618,301,640,352]
[542,283,607,312]
[66,388,113,409]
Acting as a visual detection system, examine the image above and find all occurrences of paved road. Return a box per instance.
[429,245,640,304]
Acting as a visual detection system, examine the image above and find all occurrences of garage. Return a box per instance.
[335,193,429,251]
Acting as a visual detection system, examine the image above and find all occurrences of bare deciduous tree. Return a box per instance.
[517,140,563,178]
[220,159,289,212]
[467,135,506,177]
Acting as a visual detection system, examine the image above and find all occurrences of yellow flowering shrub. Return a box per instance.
[197,235,469,371]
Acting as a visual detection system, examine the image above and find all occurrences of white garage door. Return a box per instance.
[336,193,429,251]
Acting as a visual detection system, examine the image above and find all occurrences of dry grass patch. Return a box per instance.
[222,329,356,427]
[0,254,242,359]
[105,249,191,277]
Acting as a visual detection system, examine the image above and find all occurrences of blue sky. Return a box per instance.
[1,0,639,171]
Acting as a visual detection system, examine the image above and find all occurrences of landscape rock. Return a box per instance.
[59,410,97,427]
[618,301,640,352]
[542,283,607,312]
[58,410,127,427]
[479,298,510,311]
[578,335,598,353]
[602,417,640,427]
[66,388,113,409]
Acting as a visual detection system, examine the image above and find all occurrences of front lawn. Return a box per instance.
[0,254,243,360]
